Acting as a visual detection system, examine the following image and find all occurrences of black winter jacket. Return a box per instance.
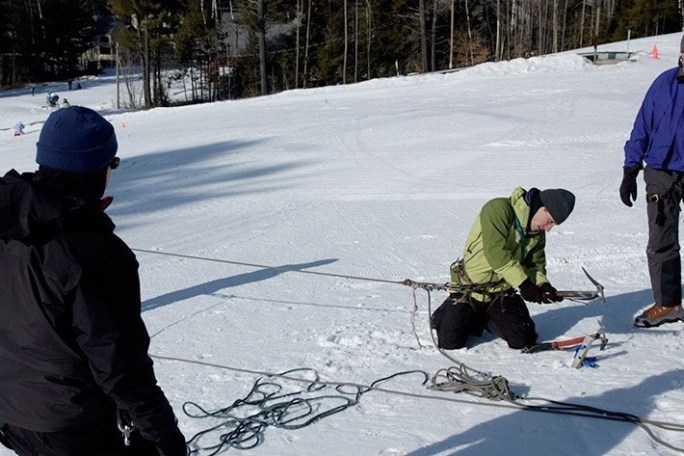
[0,169,182,449]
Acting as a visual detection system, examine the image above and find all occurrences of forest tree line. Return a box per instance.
[1,0,682,107]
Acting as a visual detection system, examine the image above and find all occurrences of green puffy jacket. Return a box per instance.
[452,187,549,301]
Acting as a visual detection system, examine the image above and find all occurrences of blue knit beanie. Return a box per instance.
[36,106,117,173]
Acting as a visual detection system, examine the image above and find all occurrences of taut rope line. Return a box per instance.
[152,353,684,453]
[135,248,684,453]
[132,248,410,286]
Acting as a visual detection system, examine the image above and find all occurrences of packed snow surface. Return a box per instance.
[2,34,684,455]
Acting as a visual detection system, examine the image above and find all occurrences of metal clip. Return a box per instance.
[116,410,134,447]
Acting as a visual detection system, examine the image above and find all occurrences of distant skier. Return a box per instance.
[431,187,575,350]
[60,98,70,108]
[621,34,684,328]
[46,92,59,108]
[12,122,25,136]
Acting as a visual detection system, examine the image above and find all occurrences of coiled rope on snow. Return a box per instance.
[134,248,684,454]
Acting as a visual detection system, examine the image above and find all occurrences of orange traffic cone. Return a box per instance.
[650,44,659,59]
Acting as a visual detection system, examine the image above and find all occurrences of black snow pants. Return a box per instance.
[432,292,538,350]
[644,166,684,306]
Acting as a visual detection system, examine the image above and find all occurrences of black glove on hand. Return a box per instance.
[519,279,544,303]
[540,282,563,303]
[156,428,187,456]
[620,165,641,207]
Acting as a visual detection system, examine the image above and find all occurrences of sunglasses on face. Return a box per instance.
[109,157,120,169]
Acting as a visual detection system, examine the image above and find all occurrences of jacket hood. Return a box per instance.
[0,170,114,244]
[509,187,533,229]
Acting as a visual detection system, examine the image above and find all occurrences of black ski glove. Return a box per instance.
[620,165,641,207]
[540,282,563,303]
[519,279,544,303]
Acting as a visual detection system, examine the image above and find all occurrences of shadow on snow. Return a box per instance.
[406,368,684,456]
[532,288,656,341]
[142,258,338,312]
[107,138,312,221]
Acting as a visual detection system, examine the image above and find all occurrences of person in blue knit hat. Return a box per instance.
[0,106,187,456]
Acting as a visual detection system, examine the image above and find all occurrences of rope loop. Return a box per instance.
[429,365,518,401]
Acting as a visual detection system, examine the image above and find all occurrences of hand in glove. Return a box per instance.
[540,282,563,303]
[620,165,641,207]
[518,279,544,303]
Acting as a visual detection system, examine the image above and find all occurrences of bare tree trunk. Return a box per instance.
[295,0,301,88]
[449,0,455,68]
[537,0,542,54]
[552,0,558,52]
[365,0,372,80]
[431,0,437,71]
[303,0,312,88]
[115,42,120,109]
[561,0,569,50]
[579,0,586,48]
[419,0,428,71]
[465,0,474,65]
[495,0,501,61]
[343,0,348,83]
[257,0,267,95]
[509,0,517,59]
[143,27,151,108]
[354,0,359,82]
[595,0,601,47]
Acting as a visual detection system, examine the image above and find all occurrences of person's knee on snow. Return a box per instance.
[433,295,484,349]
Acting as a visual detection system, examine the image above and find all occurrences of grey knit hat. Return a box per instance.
[540,189,575,225]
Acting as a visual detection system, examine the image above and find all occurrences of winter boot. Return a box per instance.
[634,304,684,328]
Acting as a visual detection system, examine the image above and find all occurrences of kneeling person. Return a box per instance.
[432,187,575,350]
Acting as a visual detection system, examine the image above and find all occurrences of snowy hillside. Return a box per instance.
[1,33,684,455]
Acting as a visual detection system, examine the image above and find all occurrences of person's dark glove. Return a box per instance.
[155,428,187,456]
[519,279,543,303]
[620,165,641,207]
[540,282,563,303]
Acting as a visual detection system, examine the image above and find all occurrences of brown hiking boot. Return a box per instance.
[634,304,684,328]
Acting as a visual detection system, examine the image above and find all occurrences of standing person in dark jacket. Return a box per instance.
[621,35,684,328]
[0,106,187,456]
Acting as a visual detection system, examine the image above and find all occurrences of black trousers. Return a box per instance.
[644,167,684,306]
[433,293,538,350]
[2,411,158,456]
